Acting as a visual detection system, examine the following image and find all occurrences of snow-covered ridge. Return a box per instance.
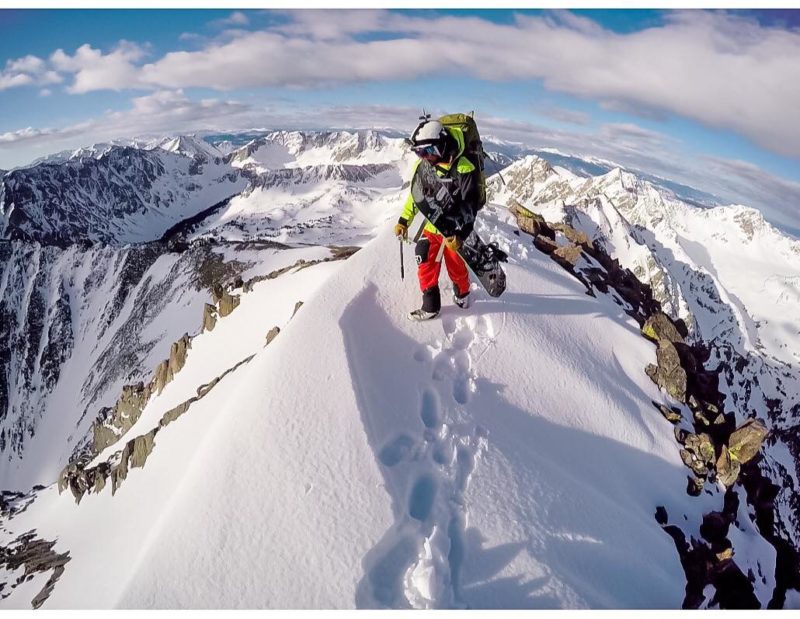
[1,127,799,609]
[0,206,727,609]
[228,130,409,172]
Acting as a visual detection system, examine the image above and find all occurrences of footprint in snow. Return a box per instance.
[379,434,416,467]
[420,389,442,430]
[408,475,437,522]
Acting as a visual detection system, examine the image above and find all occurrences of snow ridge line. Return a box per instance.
[357,314,491,609]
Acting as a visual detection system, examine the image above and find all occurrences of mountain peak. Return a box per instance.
[157,135,223,160]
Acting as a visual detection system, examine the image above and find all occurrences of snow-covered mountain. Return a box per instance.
[1,129,798,609]
[1,147,246,245]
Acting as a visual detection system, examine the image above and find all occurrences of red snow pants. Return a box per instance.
[415,230,470,312]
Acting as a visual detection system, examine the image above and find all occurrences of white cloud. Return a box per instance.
[7,55,46,74]
[3,11,799,159]
[0,72,34,90]
[211,11,250,29]
[50,41,147,93]
[124,11,800,158]
[0,54,62,91]
[0,126,57,143]
[0,90,260,163]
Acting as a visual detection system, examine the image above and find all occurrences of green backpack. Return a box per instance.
[439,112,487,211]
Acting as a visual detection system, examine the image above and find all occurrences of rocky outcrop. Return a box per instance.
[213,283,240,317]
[92,332,192,454]
[513,204,783,607]
[60,354,256,502]
[265,327,280,346]
[716,419,769,487]
[642,313,686,345]
[0,530,71,609]
[202,303,218,332]
[92,382,151,453]
[153,334,192,395]
[656,495,760,609]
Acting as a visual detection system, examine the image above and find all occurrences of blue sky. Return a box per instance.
[2,8,800,233]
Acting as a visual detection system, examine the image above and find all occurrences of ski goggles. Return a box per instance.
[413,143,442,158]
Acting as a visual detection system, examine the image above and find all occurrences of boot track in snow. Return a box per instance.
[356,314,495,608]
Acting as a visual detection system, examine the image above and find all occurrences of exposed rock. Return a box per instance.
[728,418,769,464]
[292,301,304,317]
[710,558,760,609]
[153,333,192,395]
[681,448,708,477]
[213,283,241,317]
[328,245,361,260]
[646,340,688,403]
[93,382,151,452]
[160,400,192,427]
[716,446,741,488]
[31,565,65,609]
[0,531,71,609]
[700,511,730,545]
[687,476,705,497]
[202,303,218,332]
[509,202,550,238]
[266,326,280,345]
[694,409,712,428]
[169,334,191,376]
[152,360,171,396]
[130,430,157,469]
[552,244,583,267]
[111,444,130,494]
[655,402,682,423]
[92,465,108,493]
[218,291,240,317]
[642,312,685,344]
[684,433,715,465]
[551,222,591,248]
[533,234,558,254]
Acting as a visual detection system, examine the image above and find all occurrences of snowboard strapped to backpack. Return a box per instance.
[438,112,487,212]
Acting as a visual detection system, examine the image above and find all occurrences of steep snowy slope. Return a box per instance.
[0,240,322,491]
[1,207,754,609]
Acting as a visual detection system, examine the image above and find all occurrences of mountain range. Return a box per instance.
[0,129,798,609]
